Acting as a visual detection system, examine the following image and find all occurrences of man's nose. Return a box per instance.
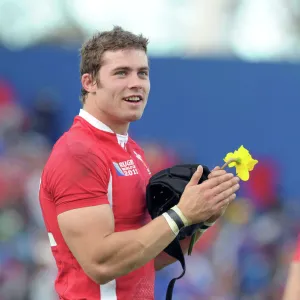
[127,74,143,89]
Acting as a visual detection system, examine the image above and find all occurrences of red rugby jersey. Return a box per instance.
[39,109,155,300]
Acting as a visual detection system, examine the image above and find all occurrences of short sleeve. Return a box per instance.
[44,141,110,215]
[294,237,300,261]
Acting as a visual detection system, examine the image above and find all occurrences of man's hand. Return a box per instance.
[177,165,240,225]
[205,166,240,223]
[155,165,240,270]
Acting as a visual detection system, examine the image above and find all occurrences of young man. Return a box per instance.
[283,237,300,300]
[39,26,240,300]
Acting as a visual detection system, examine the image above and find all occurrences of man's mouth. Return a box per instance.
[123,96,143,103]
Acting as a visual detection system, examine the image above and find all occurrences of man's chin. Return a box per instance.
[126,113,143,122]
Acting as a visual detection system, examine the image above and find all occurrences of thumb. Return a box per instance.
[187,165,203,187]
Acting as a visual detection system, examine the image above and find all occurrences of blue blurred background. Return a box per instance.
[1,0,300,299]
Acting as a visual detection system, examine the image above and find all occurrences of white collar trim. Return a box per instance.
[79,109,114,133]
[79,109,128,147]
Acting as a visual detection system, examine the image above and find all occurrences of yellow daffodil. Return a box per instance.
[223,145,258,181]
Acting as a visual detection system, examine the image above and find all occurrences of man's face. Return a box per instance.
[94,49,150,124]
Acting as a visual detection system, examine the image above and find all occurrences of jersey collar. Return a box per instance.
[79,109,128,148]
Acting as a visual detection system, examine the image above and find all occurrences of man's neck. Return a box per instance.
[82,105,129,135]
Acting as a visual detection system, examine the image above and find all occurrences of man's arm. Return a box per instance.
[283,238,300,300]
[58,204,176,284]
[283,261,300,300]
[57,166,238,284]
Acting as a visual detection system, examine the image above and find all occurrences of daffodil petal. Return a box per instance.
[236,165,249,181]
[224,152,235,162]
[238,145,249,156]
[224,152,242,168]
[247,159,258,171]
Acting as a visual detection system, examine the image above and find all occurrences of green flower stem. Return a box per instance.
[188,158,240,256]
[221,158,240,170]
[188,234,197,255]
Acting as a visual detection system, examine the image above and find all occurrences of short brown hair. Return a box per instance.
[79,26,149,104]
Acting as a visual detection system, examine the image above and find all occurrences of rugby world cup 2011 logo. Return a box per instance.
[113,159,139,176]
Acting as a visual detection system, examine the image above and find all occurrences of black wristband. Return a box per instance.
[200,223,211,231]
[167,209,185,231]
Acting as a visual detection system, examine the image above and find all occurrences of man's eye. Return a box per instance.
[116,71,126,76]
[139,71,148,76]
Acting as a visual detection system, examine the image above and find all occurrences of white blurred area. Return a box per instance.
[0,0,300,60]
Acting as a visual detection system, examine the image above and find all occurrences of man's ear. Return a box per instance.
[81,74,98,94]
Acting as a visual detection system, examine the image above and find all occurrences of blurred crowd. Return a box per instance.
[0,78,59,300]
[0,78,300,300]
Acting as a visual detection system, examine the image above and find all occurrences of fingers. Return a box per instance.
[215,193,237,210]
[211,176,239,197]
[212,166,221,171]
[208,169,227,179]
[201,172,234,189]
[213,183,240,204]
[229,192,237,202]
[186,165,203,187]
